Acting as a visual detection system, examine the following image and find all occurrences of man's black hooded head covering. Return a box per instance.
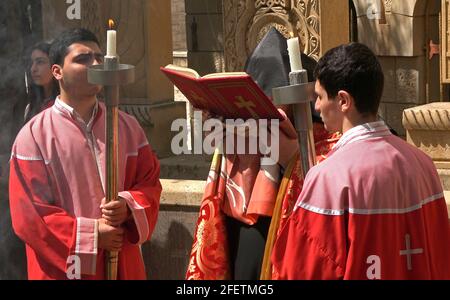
[244,27,321,122]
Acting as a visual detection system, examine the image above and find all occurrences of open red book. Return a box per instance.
[161,64,283,120]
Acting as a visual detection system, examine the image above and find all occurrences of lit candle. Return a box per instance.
[106,19,117,57]
[287,36,303,71]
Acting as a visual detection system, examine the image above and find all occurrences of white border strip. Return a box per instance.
[296,193,445,216]
[121,191,149,244]
[75,217,81,253]
[11,152,50,165]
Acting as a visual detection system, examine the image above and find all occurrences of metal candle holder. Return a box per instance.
[87,56,135,280]
[272,70,317,177]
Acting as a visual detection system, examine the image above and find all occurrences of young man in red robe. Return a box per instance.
[272,42,450,279]
[9,28,162,280]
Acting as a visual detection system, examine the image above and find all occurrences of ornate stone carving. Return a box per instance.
[396,69,419,103]
[403,103,450,131]
[292,0,321,61]
[384,0,392,13]
[254,0,289,17]
[224,0,321,71]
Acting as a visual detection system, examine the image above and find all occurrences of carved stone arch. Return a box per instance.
[224,0,324,71]
[246,13,294,55]
[290,0,321,62]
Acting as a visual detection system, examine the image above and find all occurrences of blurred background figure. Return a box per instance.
[24,42,59,123]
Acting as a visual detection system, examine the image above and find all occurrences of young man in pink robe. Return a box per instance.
[9,28,162,280]
[271,42,450,279]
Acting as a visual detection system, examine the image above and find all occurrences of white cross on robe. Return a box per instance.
[399,234,423,271]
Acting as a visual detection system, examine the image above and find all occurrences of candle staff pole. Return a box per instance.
[260,68,317,280]
[273,69,316,177]
[88,56,135,280]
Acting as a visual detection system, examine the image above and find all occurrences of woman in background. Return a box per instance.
[24,42,59,123]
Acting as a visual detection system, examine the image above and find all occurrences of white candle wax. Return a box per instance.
[106,30,117,57]
[287,37,303,71]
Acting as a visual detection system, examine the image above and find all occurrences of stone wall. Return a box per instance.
[353,0,441,137]
[185,0,224,75]
[172,0,187,51]
[143,179,205,279]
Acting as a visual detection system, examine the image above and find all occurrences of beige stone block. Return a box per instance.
[188,51,225,75]
[320,0,350,55]
[386,103,416,136]
[186,15,223,52]
[352,0,438,18]
[352,0,369,17]
[391,0,420,16]
[173,51,188,67]
[352,0,390,17]
[160,179,205,206]
[391,0,440,17]
[395,56,426,104]
[445,191,450,217]
[357,14,424,56]
[438,169,450,191]
[436,161,450,168]
[440,170,450,218]
[403,103,450,161]
[185,0,222,14]
[379,57,397,102]
[405,130,450,162]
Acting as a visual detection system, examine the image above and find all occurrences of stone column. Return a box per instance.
[403,103,450,216]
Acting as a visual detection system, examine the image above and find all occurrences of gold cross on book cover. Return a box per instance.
[161,64,283,120]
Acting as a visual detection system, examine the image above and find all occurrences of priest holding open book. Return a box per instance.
[165,28,340,280]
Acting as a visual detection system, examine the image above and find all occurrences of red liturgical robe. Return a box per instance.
[272,121,450,280]
[9,99,162,280]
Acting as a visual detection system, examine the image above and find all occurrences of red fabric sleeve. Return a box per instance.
[271,208,347,280]
[120,144,162,245]
[9,157,77,275]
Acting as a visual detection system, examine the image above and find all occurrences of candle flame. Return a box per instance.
[289,32,294,38]
[108,19,115,30]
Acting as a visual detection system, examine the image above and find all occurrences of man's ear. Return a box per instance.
[52,64,63,81]
[337,90,353,113]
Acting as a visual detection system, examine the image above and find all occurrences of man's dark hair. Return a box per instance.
[49,28,100,66]
[314,43,384,116]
